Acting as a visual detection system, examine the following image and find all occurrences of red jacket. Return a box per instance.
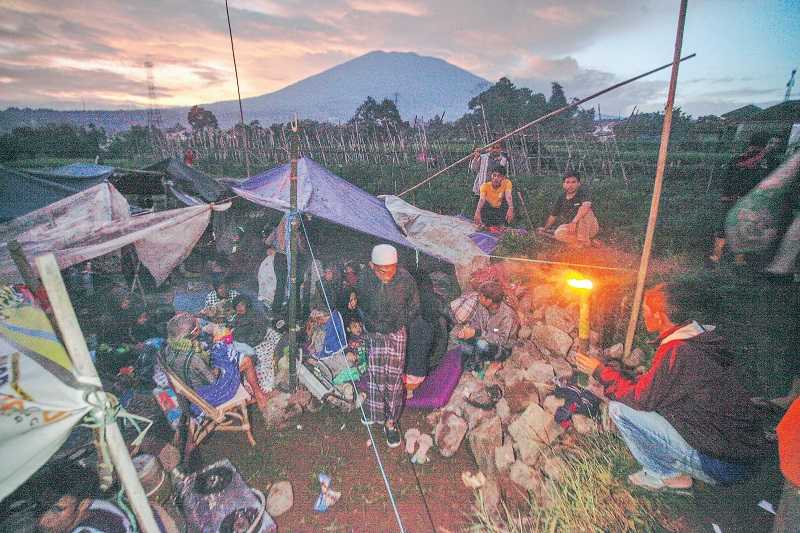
[595,322,766,463]
[777,398,800,486]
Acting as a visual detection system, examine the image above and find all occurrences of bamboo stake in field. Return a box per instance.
[35,254,160,533]
[397,52,696,197]
[623,0,689,359]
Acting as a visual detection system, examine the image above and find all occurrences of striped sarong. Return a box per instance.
[366,328,407,424]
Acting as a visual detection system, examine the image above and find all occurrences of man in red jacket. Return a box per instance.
[577,283,766,490]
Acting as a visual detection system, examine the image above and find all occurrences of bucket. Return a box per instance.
[132,454,172,505]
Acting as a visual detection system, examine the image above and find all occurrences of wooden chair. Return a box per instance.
[158,357,256,449]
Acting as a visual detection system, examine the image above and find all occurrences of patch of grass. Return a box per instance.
[466,433,692,533]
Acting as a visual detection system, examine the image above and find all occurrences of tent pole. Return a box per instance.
[225,0,251,177]
[287,120,300,392]
[35,254,160,533]
[623,0,688,360]
[397,52,696,198]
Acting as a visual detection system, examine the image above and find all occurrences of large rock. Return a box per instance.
[443,372,483,416]
[509,345,538,370]
[266,481,293,517]
[495,441,515,472]
[623,347,645,368]
[504,379,540,414]
[550,357,574,381]
[463,401,496,430]
[542,395,565,415]
[531,325,573,357]
[604,343,624,360]
[517,326,532,340]
[495,397,511,424]
[572,415,599,434]
[540,455,568,482]
[508,403,563,464]
[435,411,468,457]
[468,416,503,476]
[545,305,576,334]
[525,361,555,383]
[509,460,544,493]
[260,393,302,429]
[478,477,501,515]
[531,284,555,307]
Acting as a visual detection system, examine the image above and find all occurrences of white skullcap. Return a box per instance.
[371,244,398,266]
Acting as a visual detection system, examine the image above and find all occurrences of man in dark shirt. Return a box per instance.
[709,133,783,265]
[538,172,599,246]
[356,244,420,447]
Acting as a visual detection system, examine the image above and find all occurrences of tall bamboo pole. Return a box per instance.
[287,120,300,391]
[398,53,696,197]
[623,0,689,359]
[35,254,160,533]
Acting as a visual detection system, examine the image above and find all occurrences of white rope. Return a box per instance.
[299,217,407,533]
[486,254,635,272]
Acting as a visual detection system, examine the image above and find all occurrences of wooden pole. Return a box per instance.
[287,120,300,392]
[516,190,534,229]
[623,0,689,359]
[35,254,160,533]
[397,53,696,197]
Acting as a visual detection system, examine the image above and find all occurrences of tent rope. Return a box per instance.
[486,254,635,272]
[299,217,407,533]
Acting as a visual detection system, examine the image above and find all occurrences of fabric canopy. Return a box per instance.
[232,157,414,250]
[0,164,82,222]
[144,157,228,203]
[0,286,91,501]
[0,182,224,285]
[27,163,114,182]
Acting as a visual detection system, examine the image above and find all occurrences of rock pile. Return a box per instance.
[423,284,647,514]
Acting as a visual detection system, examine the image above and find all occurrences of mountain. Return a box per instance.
[0,51,490,133]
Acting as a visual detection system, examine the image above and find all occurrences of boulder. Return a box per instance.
[509,460,544,493]
[531,325,573,357]
[463,401,496,430]
[504,379,540,414]
[496,364,524,387]
[604,343,624,360]
[495,397,511,424]
[623,347,644,368]
[525,361,555,383]
[540,455,568,482]
[478,477,501,515]
[509,345,538,370]
[550,357,574,381]
[542,395,565,415]
[266,481,293,517]
[517,326,532,340]
[531,284,555,307]
[435,411,468,457]
[572,414,599,434]
[289,389,313,410]
[468,416,503,476]
[494,441,515,472]
[545,305,576,334]
[260,393,302,429]
[508,403,563,464]
[442,372,483,416]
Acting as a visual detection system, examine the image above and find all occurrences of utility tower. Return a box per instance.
[144,59,162,131]
[786,68,797,102]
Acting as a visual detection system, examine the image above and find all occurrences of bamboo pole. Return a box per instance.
[623,0,688,359]
[287,121,300,392]
[35,254,160,533]
[397,52,696,197]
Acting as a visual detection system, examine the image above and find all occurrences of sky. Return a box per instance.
[0,0,797,118]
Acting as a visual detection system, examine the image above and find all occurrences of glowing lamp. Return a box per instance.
[567,278,593,352]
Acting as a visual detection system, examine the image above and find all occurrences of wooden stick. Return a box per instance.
[516,190,534,229]
[623,0,688,359]
[35,254,160,533]
[397,53,696,197]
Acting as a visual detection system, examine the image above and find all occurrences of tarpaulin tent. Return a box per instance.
[0,182,227,285]
[27,162,114,184]
[232,157,415,249]
[143,157,228,205]
[0,164,82,222]
[0,286,91,500]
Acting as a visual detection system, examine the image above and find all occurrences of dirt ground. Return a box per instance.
[197,405,476,533]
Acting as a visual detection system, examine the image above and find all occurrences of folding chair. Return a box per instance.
[158,357,256,448]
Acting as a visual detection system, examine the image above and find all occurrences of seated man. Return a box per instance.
[538,172,599,246]
[36,468,133,533]
[162,314,268,416]
[228,295,268,354]
[474,167,514,228]
[576,283,766,490]
[454,281,518,369]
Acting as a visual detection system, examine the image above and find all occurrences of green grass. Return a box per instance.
[466,433,694,533]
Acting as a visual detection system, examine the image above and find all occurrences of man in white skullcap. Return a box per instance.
[355,244,420,447]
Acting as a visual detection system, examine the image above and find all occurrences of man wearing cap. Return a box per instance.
[356,244,420,447]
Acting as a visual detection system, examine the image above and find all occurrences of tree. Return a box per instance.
[187,105,218,130]
[349,97,407,130]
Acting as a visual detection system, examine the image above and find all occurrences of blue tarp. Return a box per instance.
[0,165,80,222]
[28,163,114,182]
[232,157,414,249]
